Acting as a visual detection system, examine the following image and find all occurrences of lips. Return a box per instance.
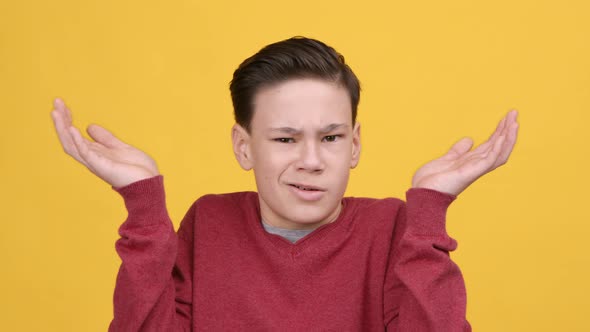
[288,183,325,191]
[287,183,326,201]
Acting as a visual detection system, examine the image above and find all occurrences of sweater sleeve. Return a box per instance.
[108,175,193,332]
[384,188,472,332]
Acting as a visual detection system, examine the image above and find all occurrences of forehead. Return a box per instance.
[251,78,352,131]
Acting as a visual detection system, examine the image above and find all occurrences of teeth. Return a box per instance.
[294,185,316,191]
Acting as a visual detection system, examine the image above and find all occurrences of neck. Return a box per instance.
[259,200,343,230]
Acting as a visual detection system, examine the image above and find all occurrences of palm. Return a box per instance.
[412,110,519,196]
[51,98,159,188]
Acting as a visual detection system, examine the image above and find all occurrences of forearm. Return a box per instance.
[109,176,191,332]
[385,188,471,332]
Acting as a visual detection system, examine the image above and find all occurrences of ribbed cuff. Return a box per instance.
[405,187,457,236]
[112,175,169,227]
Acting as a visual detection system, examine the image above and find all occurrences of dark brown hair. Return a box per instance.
[229,36,361,132]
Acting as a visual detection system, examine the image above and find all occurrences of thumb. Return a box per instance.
[444,137,473,159]
[86,124,127,148]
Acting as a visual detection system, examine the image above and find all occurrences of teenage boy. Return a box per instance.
[51,37,519,331]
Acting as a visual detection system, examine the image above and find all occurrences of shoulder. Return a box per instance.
[192,191,258,217]
[177,191,258,239]
[344,196,405,218]
[340,196,406,236]
[194,191,258,206]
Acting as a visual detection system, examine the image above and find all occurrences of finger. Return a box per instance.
[53,98,70,125]
[489,114,508,143]
[442,137,474,160]
[498,110,518,138]
[64,102,73,124]
[470,140,491,155]
[454,135,505,181]
[87,124,128,149]
[486,110,518,167]
[471,135,506,171]
[507,109,519,123]
[51,110,84,161]
[486,134,506,162]
[471,113,508,155]
[53,97,64,110]
[463,131,503,163]
[68,126,92,168]
[494,122,519,167]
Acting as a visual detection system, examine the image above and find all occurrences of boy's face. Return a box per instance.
[232,78,361,230]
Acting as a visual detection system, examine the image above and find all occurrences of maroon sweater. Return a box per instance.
[108,175,471,331]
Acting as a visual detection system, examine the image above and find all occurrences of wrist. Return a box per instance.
[109,169,160,189]
[405,187,457,236]
[411,180,466,197]
[112,175,171,228]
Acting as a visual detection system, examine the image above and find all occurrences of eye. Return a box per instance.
[274,137,295,143]
[322,135,340,142]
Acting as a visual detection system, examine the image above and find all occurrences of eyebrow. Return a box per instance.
[269,123,348,135]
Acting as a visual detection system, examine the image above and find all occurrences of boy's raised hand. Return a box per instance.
[411,110,519,196]
[50,98,160,188]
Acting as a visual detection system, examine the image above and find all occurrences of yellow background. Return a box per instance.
[1,0,589,331]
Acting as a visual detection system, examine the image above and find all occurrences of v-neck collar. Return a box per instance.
[244,192,355,255]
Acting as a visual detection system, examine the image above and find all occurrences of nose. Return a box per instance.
[296,140,324,172]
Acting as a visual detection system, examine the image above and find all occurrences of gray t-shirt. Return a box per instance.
[261,220,315,243]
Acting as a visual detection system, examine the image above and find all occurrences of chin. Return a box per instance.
[259,188,343,228]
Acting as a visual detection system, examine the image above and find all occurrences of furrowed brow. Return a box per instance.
[269,124,347,135]
[269,127,302,135]
[320,123,347,133]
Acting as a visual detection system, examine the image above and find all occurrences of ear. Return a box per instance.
[232,123,253,170]
[350,122,361,169]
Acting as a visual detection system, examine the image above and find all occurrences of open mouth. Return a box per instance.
[287,183,326,201]
[289,184,322,191]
